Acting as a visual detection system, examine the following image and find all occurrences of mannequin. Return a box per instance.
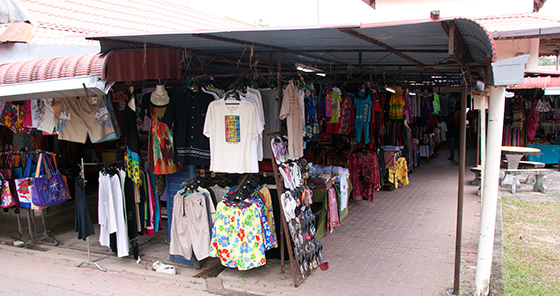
[128,86,136,111]
[151,84,170,106]
[420,88,433,97]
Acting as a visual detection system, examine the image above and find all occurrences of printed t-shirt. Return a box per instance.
[203,99,258,173]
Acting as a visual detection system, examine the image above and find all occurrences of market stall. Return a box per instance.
[0,18,495,287]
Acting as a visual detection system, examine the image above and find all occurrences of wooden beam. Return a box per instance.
[193,33,347,66]
[441,21,473,70]
[339,28,426,68]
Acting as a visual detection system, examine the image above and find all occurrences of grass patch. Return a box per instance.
[502,199,560,295]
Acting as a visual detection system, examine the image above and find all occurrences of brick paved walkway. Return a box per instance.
[220,148,482,296]
[0,147,483,296]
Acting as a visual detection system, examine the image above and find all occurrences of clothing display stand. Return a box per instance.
[75,158,107,272]
[267,132,314,287]
[34,209,59,246]
[75,236,107,272]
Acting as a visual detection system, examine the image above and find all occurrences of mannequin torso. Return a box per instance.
[151,85,170,106]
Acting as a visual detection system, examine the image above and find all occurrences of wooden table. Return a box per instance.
[500,146,541,187]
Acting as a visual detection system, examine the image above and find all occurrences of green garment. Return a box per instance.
[313,178,352,238]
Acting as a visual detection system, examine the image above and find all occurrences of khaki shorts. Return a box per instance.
[57,96,116,143]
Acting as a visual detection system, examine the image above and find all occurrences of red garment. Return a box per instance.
[326,187,340,233]
[349,152,380,202]
[22,100,33,128]
[526,101,539,142]
[326,94,355,135]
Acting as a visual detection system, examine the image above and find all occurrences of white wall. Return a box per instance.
[494,38,540,68]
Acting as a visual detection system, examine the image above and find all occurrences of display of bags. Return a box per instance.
[0,172,18,208]
[50,154,71,200]
[14,154,35,209]
[31,153,70,207]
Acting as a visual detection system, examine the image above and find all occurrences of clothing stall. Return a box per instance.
[0,17,494,288]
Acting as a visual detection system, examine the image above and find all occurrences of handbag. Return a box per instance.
[0,172,18,208]
[14,154,35,209]
[31,153,70,207]
[50,154,71,200]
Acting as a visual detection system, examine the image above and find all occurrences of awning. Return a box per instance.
[0,53,109,101]
[88,18,496,86]
[0,48,182,101]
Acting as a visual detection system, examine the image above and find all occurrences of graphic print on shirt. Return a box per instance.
[56,103,71,134]
[225,115,241,143]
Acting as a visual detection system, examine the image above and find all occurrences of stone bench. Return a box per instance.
[470,165,482,186]
[502,160,545,169]
[503,168,553,194]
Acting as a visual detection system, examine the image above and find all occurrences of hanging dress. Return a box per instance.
[148,103,177,175]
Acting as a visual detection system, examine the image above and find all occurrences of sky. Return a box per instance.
[179,0,560,27]
[539,0,560,17]
[180,0,373,27]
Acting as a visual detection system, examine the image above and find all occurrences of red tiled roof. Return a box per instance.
[0,48,186,84]
[476,13,560,35]
[0,53,106,84]
[508,76,560,89]
[17,0,254,44]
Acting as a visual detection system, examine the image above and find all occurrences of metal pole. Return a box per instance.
[452,79,468,294]
[480,96,487,197]
[474,86,506,296]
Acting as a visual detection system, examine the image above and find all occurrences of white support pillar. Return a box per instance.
[474,86,506,296]
[480,95,487,198]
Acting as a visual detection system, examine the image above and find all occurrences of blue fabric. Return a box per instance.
[354,91,372,144]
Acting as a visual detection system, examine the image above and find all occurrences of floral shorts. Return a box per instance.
[210,202,266,270]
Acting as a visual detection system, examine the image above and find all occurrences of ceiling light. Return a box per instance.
[386,87,396,93]
[316,73,326,77]
[295,63,322,73]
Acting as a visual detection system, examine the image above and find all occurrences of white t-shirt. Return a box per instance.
[203,99,259,173]
[32,98,56,134]
[247,87,265,161]
[240,91,264,168]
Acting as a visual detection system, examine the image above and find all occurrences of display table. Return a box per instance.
[527,144,560,165]
[500,146,541,187]
[310,178,352,239]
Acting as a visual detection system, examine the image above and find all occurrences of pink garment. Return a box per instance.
[349,152,379,202]
[325,92,332,118]
[145,173,156,236]
[326,187,339,233]
[384,152,397,170]
[526,102,539,142]
[22,100,33,128]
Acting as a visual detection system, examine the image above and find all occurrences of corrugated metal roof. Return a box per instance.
[88,18,495,85]
[104,48,182,82]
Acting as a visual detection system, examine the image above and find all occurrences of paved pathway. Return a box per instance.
[219,149,482,296]
[0,147,483,296]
